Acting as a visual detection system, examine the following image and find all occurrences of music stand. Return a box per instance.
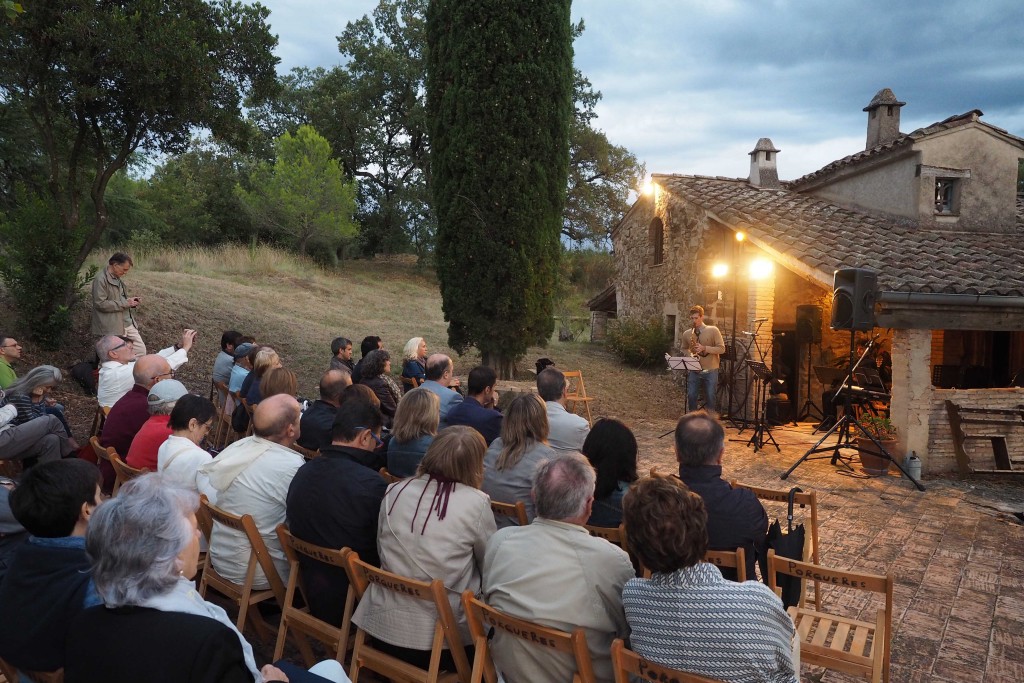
[744,360,780,453]
[660,355,705,438]
[781,332,925,491]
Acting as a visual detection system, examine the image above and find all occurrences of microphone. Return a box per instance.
[753,317,768,323]
[742,331,755,336]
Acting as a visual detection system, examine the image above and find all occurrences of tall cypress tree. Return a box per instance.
[426,0,573,377]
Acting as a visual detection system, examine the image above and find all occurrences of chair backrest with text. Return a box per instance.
[462,590,596,683]
[345,552,471,683]
[704,547,747,583]
[767,550,892,683]
[610,639,726,683]
[584,524,628,554]
[273,525,354,668]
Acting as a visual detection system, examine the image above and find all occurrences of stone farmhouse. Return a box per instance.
[603,88,1024,474]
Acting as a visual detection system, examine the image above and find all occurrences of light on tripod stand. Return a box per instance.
[711,262,729,279]
[749,258,774,280]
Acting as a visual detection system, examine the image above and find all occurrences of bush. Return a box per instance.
[606,316,672,368]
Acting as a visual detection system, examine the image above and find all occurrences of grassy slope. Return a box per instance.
[8,245,685,436]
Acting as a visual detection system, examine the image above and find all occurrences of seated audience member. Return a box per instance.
[260,366,298,401]
[213,330,243,386]
[354,426,496,668]
[244,346,283,406]
[0,477,27,584]
[287,398,388,626]
[359,349,402,427]
[621,475,798,683]
[126,379,189,471]
[675,411,767,581]
[0,459,103,675]
[386,387,439,477]
[5,365,75,442]
[421,353,463,427]
[482,393,555,526]
[297,369,352,452]
[201,395,305,589]
[101,354,178,460]
[158,394,217,502]
[329,336,355,375]
[582,418,639,527]
[0,333,21,388]
[482,453,633,683]
[228,341,256,394]
[445,365,503,445]
[400,336,428,387]
[537,367,589,452]
[66,474,349,683]
[0,391,71,464]
[96,329,195,408]
[350,335,382,385]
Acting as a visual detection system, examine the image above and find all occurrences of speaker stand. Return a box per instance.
[796,340,824,422]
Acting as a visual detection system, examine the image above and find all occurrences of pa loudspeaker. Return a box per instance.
[831,268,877,331]
[795,305,822,344]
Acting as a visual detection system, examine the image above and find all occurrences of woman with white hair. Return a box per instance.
[125,379,189,471]
[65,473,350,683]
[4,365,76,446]
[401,337,428,387]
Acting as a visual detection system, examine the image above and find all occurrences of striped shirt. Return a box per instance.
[622,563,798,683]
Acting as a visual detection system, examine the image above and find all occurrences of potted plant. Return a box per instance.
[856,416,900,475]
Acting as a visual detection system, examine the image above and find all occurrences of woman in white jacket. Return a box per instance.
[353,426,497,669]
[157,395,218,503]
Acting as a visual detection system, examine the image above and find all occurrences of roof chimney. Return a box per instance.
[748,138,781,189]
[863,88,905,149]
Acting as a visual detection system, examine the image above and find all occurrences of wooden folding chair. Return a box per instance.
[402,376,422,392]
[88,436,112,463]
[273,525,355,667]
[108,449,146,496]
[198,497,306,656]
[89,404,109,437]
[490,500,528,527]
[562,370,595,426]
[462,590,595,683]
[0,657,63,683]
[610,639,725,683]
[240,397,255,437]
[731,481,821,607]
[767,550,892,683]
[345,552,472,683]
[209,380,233,448]
[704,547,747,582]
[585,524,628,553]
[293,444,319,460]
[379,467,402,484]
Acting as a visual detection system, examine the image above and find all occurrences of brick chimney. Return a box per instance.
[748,138,781,189]
[864,87,905,149]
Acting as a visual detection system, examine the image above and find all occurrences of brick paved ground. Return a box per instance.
[633,418,1024,683]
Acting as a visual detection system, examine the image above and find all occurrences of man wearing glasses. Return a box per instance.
[91,252,146,357]
[0,335,21,389]
[285,398,388,626]
[95,329,196,409]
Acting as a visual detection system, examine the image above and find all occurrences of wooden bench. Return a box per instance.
[944,400,1024,475]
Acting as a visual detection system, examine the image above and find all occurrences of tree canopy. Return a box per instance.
[427,0,574,375]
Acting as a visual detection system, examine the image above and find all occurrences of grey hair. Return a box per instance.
[5,365,62,397]
[86,473,198,607]
[95,335,123,359]
[148,400,178,416]
[532,452,596,521]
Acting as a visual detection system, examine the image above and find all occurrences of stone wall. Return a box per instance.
[926,388,1024,473]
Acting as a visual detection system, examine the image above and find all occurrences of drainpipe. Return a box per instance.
[878,292,1024,308]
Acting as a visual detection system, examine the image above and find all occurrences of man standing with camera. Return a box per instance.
[91,252,145,357]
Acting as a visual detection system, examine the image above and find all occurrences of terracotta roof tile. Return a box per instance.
[658,175,1024,297]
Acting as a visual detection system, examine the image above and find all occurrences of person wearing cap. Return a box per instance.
[229,342,256,394]
[99,355,184,493]
[125,380,190,471]
[96,329,196,409]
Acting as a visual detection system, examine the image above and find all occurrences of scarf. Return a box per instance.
[139,576,261,682]
[200,436,276,491]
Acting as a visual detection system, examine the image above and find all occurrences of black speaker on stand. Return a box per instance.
[831,268,878,331]
[795,304,823,422]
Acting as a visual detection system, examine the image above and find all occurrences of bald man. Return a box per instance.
[297,369,352,452]
[421,353,463,428]
[201,394,305,588]
[96,329,195,408]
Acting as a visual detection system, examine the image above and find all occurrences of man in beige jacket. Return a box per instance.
[91,252,144,357]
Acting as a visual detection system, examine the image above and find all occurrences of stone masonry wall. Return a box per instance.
[926,388,1024,473]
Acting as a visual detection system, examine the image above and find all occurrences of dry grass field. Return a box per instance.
[5,244,685,437]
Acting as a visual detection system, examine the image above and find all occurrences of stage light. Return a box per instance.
[749,258,774,280]
[735,231,746,242]
[711,262,729,278]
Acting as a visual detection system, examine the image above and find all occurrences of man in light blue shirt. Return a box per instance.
[538,367,589,452]
[420,354,463,428]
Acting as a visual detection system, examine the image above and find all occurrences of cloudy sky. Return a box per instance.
[256,0,1024,180]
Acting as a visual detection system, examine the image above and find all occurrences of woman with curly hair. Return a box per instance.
[359,349,402,427]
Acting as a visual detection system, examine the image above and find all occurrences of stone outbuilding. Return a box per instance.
[607,89,1024,474]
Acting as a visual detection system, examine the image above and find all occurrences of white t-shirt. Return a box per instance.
[157,435,217,503]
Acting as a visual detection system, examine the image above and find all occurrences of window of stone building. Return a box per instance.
[930,330,1024,388]
[649,217,664,265]
[934,178,960,214]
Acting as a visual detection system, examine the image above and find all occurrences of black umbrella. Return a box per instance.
[764,487,807,608]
